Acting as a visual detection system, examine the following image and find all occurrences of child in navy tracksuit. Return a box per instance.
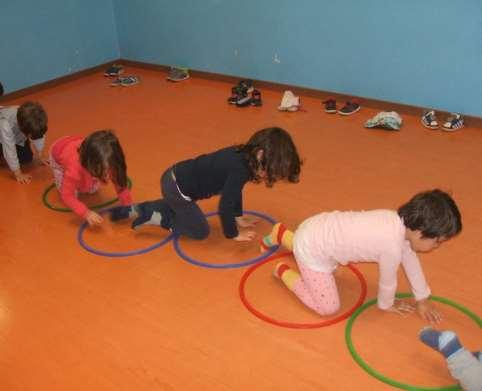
[110,127,301,241]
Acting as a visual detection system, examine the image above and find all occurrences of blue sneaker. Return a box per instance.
[421,110,439,130]
[442,113,464,132]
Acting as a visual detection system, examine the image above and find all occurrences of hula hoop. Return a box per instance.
[173,210,280,269]
[345,293,481,391]
[42,177,133,212]
[239,252,368,329]
[78,207,174,257]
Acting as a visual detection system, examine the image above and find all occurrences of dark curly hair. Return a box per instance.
[17,101,48,139]
[237,127,301,187]
[398,189,462,239]
[79,130,128,188]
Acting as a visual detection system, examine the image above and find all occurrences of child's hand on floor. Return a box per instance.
[233,230,256,241]
[386,299,415,316]
[416,299,442,324]
[235,215,260,228]
[86,210,104,226]
[14,170,32,184]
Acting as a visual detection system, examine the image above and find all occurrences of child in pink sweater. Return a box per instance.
[261,189,462,322]
[49,130,132,226]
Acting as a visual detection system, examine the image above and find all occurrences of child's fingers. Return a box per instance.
[424,310,442,324]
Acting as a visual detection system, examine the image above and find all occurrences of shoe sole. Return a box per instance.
[167,76,190,82]
[442,125,464,132]
[338,106,361,116]
[421,120,439,130]
[325,109,337,114]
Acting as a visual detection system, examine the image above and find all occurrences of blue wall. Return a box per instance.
[2,1,481,117]
[0,0,119,94]
[113,0,482,117]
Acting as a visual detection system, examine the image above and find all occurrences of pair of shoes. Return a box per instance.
[422,110,464,131]
[167,67,190,82]
[227,80,255,104]
[104,64,124,77]
[110,75,140,87]
[235,89,262,107]
[323,99,361,115]
[278,90,301,112]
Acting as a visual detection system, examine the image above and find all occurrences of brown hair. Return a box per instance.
[17,101,48,139]
[398,189,462,239]
[79,130,128,188]
[238,127,301,187]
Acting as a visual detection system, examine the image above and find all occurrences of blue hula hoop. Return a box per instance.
[78,207,174,258]
[173,210,280,269]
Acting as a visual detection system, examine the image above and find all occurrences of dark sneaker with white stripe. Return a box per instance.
[323,98,337,113]
[338,101,360,116]
[442,113,464,132]
[104,64,124,77]
[421,110,439,130]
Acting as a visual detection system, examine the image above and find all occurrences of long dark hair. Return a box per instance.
[398,189,462,238]
[79,130,128,188]
[237,127,301,187]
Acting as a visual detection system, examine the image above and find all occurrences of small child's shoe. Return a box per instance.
[167,67,190,82]
[110,75,140,87]
[278,90,300,112]
[238,79,254,94]
[442,113,464,132]
[323,98,337,114]
[104,64,124,77]
[250,89,262,106]
[338,101,360,115]
[227,86,241,104]
[421,110,439,130]
[120,75,140,86]
[235,94,252,107]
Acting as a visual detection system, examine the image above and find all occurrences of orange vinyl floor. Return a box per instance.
[1,66,481,391]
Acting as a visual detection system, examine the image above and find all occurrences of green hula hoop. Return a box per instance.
[345,292,481,391]
[42,177,133,212]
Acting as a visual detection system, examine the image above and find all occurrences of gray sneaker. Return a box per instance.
[167,67,190,82]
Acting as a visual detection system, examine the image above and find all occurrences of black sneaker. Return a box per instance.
[250,90,262,106]
[104,64,124,77]
[227,86,242,104]
[323,98,337,113]
[167,67,190,82]
[338,101,360,116]
[238,79,254,94]
[235,93,252,107]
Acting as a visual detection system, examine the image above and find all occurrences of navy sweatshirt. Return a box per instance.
[173,146,252,238]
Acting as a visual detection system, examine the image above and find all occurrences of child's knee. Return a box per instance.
[189,224,210,240]
[314,300,340,316]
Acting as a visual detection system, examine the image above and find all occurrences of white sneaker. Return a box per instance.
[278,90,300,112]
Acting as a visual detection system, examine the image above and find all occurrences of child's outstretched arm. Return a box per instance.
[400,244,440,322]
[60,175,102,226]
